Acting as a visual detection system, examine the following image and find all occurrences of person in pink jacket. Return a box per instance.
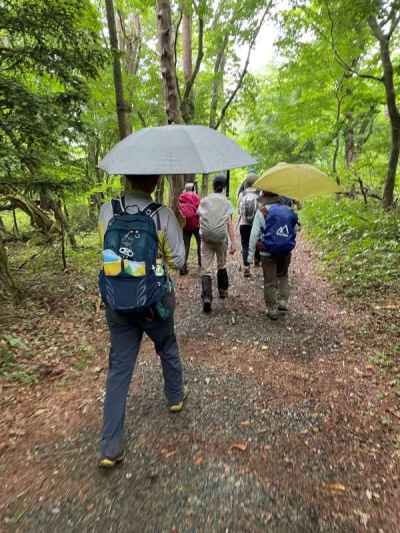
[178,182,201,275]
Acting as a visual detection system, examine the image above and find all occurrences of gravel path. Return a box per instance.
[3,238,400,532]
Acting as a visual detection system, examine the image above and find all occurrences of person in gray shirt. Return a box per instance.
[98,174,187,468]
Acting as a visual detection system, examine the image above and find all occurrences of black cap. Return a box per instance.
[213,174,227,190]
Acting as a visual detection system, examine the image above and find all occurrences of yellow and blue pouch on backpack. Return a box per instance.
[99,199,166,314]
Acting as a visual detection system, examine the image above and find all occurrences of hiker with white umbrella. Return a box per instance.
[97,124,256,467]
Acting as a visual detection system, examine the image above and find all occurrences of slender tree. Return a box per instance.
[156,0,185,213]
[156,0,183,125]
[368,9,400,208]
[105,0,131,139]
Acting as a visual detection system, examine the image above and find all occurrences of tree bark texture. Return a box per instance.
[5,195,56,235]
[156,0,183,125]
[344,112,355,168]
[117,11,142,77]
[368,14,400,208]
[181,8,194,123]
[201,173,209,197]
[168,175,185,214]
[105,0,131,140]
[0,234,18,298]
[181,5,204,124]
[182,10,192,83]
[209,35,228,129]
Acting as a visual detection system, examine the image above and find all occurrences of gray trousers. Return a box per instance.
[101,306,183,458]
[261,254,291,308]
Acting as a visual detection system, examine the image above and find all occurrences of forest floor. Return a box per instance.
[1,236,400,532]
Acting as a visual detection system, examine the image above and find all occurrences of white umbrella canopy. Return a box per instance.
[99,125,256,175]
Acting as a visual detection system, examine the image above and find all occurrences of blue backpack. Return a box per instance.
[261,204,298,256]
[98,197,167,314]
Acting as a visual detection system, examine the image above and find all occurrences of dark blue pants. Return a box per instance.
[101,306,183,458]
[240,224,260,266]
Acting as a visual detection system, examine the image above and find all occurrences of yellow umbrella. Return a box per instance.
[254,162,341,200]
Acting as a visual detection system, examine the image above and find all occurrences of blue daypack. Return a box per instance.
[261,204,298,256]
[98,197,167,314]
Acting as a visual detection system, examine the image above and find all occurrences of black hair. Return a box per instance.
[213,174,227,193]
[125,174,160,193]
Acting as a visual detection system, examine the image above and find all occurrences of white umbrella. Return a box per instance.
[99,125,256,175]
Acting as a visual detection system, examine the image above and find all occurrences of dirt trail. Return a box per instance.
[2,238,400,532]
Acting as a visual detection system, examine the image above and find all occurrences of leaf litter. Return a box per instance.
[1,237,400,531]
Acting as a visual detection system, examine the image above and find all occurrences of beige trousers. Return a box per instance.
[201,239,228,276]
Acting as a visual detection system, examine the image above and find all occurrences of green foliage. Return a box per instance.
[239,0,400,203]
[0,0,106,191]
[301,197,400,296]
[0,334,37,384]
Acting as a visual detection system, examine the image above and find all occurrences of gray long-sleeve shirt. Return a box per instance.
[248,206,300,263]
[247,209,267,264]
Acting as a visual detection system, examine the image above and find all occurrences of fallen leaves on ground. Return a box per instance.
[230,442,248,452]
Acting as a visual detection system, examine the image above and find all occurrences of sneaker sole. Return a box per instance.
[98,454,124,469]
[169,387,189,413]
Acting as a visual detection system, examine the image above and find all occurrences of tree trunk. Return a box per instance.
[105,0,131,140]
[384,122,400,208]
[0,234,18,298]
[181,7,194,123]
[368,15,400,208]
[332,134,340,184]
[156,176,165,203]
[5,195,56,236]
[156,0,184,214]
[201,173,209,197]
[209,35,228,129]
[182,8,192,81]
[52,200,78,250]
[12,208,19,237]
[168,175,185,213]
[344,111,355,167]
[156,0,183,125]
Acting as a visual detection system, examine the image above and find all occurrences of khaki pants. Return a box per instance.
[201,239,227,276]
[261,254,291,309]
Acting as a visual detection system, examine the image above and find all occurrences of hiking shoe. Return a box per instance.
[169,386,189,413]
[203,300,212,313]
[278,300,288,312]
[98,452,124,469]
[244,266,251,278]
[219,289,228,299]
[265,308,279,320]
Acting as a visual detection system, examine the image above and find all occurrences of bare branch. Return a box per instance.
[209,34,229,128]
[387,2,400,39]
[117,10,128,45]
[325,1,384,83]
[182,12,204,102]
[137,109,147,128]
[368,13,386,42]
[214,5,271,129]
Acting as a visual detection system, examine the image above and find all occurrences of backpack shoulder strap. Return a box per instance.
[142,202,162,231]
[111,195,127,216]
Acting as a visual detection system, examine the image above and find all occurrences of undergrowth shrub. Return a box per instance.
[301,197,400,296]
